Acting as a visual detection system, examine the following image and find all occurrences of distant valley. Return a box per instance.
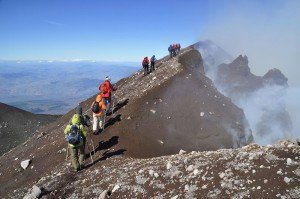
[0,60,138,114]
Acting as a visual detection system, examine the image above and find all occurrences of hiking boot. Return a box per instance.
[93,131,98,135]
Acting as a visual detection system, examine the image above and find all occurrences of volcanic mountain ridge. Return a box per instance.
[1,46,256,198]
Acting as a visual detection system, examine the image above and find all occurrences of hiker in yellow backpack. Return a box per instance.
[64,106,87,171]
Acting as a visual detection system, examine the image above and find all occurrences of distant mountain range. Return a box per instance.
[0,61,138,114]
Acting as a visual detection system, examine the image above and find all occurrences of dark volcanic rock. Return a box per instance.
[0,103,60,156]
[263,68,288,87]
[216,55,263,96]
[213,54,292,145]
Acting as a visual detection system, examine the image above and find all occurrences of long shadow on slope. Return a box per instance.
[85,136,126,168]
[104,114,122,129]
[96,136,119,152]
[93,114,122,135]
[108,98,129,116]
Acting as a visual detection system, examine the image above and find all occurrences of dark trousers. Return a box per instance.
[143,65,149,75]
[102,97,111,113]
[150,61,155,71]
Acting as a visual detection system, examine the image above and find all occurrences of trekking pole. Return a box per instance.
[103,113,106,131]
[112,95,115,115]
[65,146,69,161]
[89,132,95,156]
[86,137,94,164]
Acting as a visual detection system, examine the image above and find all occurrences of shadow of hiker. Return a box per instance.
[100,149,126,161]
[85,135,119,159]
[104,114,121,129]
[85,149,126,169]
[111,98,129,114]
[96,136,119,152]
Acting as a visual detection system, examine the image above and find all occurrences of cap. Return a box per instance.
[75,106,82,115]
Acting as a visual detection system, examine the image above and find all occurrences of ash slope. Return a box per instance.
[0,47,252,197]
[0,102,60,156]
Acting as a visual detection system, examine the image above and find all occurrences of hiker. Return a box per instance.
[91,94,106,135]
[150,55,156,72]
[99,76,115,115]
[178,43,181,53]
[168,45,173,58]
[142,57,149,75]
[172,44,177,56]
[71,106,91,127]
[64,106,87,171]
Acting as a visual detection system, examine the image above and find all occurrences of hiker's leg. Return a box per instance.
[92,115,98,132]
[70,147,79,170]
[104,98,110,114]
[97,116,102,129]
[78,145,85,169]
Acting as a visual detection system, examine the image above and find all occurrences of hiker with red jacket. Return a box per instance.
[99,76,115,115]
[142,57,149,76]
[91,94,106,134]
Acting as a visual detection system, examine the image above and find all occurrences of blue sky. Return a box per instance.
[0,0,298,64]
[0,0,209,61]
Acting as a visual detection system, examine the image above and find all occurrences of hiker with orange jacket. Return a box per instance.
[99,76,115,115]
[91,94,106,134]
[142,57,149,76]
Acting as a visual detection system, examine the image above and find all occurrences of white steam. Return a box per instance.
[200,1,300,140]
[233,85,292,145]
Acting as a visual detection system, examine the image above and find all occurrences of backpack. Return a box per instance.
[66,124,82,145]
[100,82,109,94]
[92,101,100,113]
[142,58,148,66]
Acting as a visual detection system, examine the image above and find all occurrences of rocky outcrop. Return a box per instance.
[212,54,292,145]
[263,68,288,87]
[215,55,263,96]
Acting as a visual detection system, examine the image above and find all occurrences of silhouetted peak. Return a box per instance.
[233,55,248,66]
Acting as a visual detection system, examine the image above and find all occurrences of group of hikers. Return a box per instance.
[168,43,181,58]
[142,55,157,76]
[141,43,181,76]
[64,76,116,171]
[64,42,182,171]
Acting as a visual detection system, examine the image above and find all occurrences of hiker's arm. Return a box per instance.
[64,125,71,137]
[81,125,87,137]
[90,102,94,109]
[101,102,107,111]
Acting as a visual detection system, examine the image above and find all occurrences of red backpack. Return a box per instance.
[100,82,109,94]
